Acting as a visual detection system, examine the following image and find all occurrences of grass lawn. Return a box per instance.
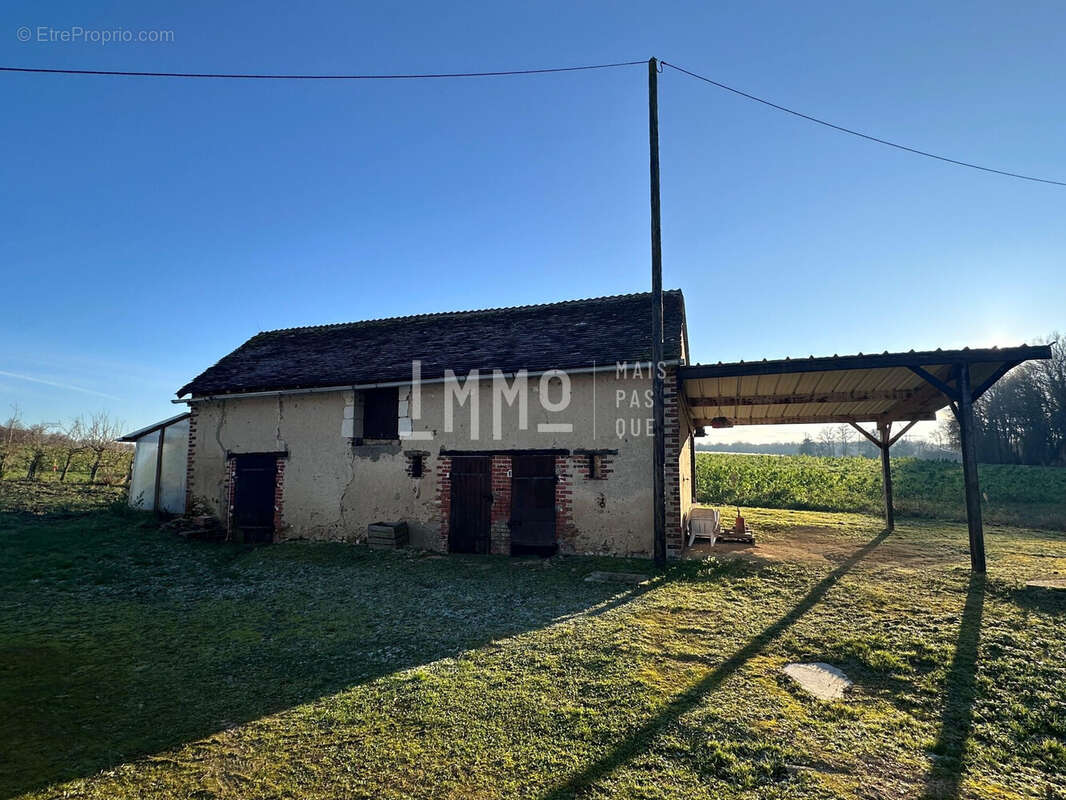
[2,502,1065,799]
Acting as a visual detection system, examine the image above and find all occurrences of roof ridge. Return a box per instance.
[255,289,684,336]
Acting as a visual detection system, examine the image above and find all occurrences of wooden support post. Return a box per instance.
[956,363,987,573]
[649,57,666,568]
[689,432,697,503]
[153,426,165,513]
[849,421,880,448]
[888,418,920,447]
[877,421,894,531]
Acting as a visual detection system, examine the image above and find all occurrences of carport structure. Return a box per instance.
[679,345,1053,572]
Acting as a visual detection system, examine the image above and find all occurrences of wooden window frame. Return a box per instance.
[362,387,399,440]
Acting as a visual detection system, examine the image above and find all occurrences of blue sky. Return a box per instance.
[2,1,1063,442]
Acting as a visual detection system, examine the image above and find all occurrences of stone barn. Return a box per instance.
[177,291,696,557]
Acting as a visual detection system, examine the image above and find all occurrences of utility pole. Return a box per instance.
[649,57,666,568]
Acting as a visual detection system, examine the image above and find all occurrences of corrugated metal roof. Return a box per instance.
[118,412,191,442]
[680,345,1051,426]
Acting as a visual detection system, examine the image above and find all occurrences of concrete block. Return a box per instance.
[782,662,851,701]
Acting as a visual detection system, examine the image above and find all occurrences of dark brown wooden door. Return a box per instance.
[449,456,492,554]
[233,454,277,544]
[510,455,557,556]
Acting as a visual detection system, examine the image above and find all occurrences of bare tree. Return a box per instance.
[836,424,855,457]
[58,417,86,482]
[818,426,837,457]
[23,422,56,481]
[83,412,124,484]
[0,404,21,479]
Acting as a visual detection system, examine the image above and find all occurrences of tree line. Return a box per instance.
[700,430,955,460]
[941,337,1065,466]
[0,407,132,484]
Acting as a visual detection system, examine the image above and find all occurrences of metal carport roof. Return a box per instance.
[679,345,1051,428]
[678,343,1053,573]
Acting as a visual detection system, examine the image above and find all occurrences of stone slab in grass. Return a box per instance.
[1026,578,1066,590]
[782,662,852,701]
[583,571,651,584]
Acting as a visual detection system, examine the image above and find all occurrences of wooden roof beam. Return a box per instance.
[908,365,959,401]
[849,422,882,448]
[687,389,920,407]
[693,412,937,426]
[972,360,1022,402]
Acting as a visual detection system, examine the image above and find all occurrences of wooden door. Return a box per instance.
[449,456,492,554]
[510,454,557,555]
[233,454,277,544]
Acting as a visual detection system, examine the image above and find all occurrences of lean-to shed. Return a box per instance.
[118,412,190,513]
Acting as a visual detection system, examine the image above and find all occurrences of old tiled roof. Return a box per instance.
[177,290,687,397]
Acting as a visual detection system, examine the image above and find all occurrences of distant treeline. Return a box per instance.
[0,409,132,484]
[699,432,955,460]
[941,337,1065,466]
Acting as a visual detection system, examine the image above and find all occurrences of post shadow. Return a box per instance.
[923,572,986,799]
[541,526,894,799]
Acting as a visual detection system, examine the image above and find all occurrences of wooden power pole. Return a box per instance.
[649,57,666,568]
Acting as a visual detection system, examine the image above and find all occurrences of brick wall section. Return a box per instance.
[664,368,683,556]
[554,455,577,554]
[490,455,512,554]
[436,454,452,551]
[223,456,236,536]
[574,453,614,481]
[184,405,198,513]
[273,458,286,537]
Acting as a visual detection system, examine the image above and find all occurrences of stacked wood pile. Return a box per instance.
[159,515,225,541]
[368,521,409,550]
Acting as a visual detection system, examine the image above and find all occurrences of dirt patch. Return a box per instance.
[686,526,857,566]
[685,524,960,570]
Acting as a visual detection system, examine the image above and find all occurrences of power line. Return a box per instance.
[661,60,1066,187]
[3,55,1061,186]
[0,60,644,80]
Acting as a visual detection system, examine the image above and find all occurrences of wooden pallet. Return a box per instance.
[368,521,409,550]
[717,523,755,544]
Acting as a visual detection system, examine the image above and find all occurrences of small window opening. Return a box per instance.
[363,387,399,439]
[408,453,424,478]
[589,453,605,480]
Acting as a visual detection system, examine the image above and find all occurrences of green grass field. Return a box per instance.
[2,484,1065,799]
[697,453,1066,530]
[0,479,127,514]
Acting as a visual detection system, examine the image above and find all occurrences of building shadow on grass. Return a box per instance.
[541,526,894,799]
[922,573,985,800]
[0,510,650,799]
